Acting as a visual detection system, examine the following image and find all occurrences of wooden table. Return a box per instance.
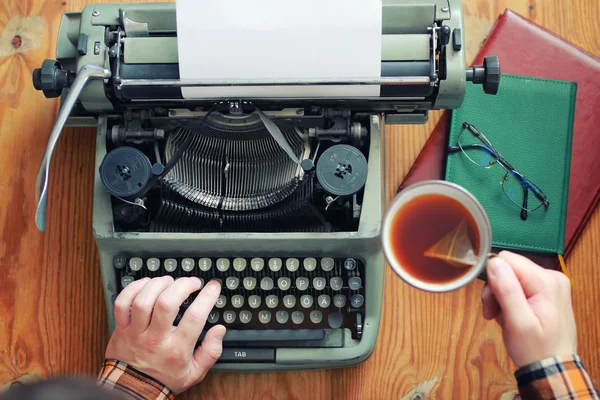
[1,1,598,398]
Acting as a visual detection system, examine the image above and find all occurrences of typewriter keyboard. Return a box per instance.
[113,256,365,341]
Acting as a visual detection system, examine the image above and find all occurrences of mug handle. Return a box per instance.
[477,252,499,283]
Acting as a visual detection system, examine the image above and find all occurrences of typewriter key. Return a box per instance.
[348,277,362,290]
[295,277,309,291]
[350,294,364,308]
[320,257,335,271]
[129,257,143,272]
[223,311,236,324]
[291,311,305,324]
[258,311,271,324]
[207,312,220,324]
[239,310,252,323]
[283,295,296,308]
[164,258,177,272]
[233,258,247,272]
[113,256,126,269]
[276,311,289,324]
[243,277,257,290]
[318,295,331,308]
[248,295,261,309]
[250,258,264,271]
[310,310,323,324]
[215,295,227,309]
[333,294,346,308]
[226,277,240,290]
[300,295,314,308]
[231,295,244,308]
[181,258,195,272]
[277,277,291,290]
[121,275,135,288]
[313,277,326,290]
[266,295,279,308]
[216,258,230,272]
[146,258,160,272]
[260,277,274,291]
[303,258,317,271]
[330,277,343,291]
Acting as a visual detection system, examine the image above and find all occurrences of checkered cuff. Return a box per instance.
[515,354,599,399]
[97,359,175,400]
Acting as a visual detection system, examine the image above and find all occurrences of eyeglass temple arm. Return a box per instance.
[448,143,496,154]
[463,122,498,150]
[521,188,529,221]
[524,179,550,206]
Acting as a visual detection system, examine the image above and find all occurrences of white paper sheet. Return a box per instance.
[176,0,382,99]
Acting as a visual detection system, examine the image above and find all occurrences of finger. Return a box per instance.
[113,278,151,329]
[497,251,548,297]
[191,324,226,382]
[487,257,538,330]
[147,277,203,336]
[175,280,221,347]
[481,284,501,320]
[495,313,505,329]
[130,276,175,334]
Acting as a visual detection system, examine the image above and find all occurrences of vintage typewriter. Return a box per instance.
[32,0,499,370]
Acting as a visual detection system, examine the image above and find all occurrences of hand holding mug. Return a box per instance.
[481,251,577,367]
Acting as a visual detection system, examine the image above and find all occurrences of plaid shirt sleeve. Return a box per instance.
[97,359,175,400]
[516,355,599,399]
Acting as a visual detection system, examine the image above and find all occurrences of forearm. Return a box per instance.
[97,359,175,400]
[516,355,599,400]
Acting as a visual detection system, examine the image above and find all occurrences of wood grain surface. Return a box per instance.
[1,0,599,398]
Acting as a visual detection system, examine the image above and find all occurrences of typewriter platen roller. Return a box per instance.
[32,0,499,371]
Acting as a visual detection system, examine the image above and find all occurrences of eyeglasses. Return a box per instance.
[448,122,549,220]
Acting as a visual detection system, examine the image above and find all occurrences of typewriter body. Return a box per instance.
[32,0,499,371]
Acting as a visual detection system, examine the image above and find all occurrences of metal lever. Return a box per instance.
[255,108,300,165]
[35,64,111,232]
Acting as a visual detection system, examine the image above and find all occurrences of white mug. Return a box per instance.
[381,180,492,292]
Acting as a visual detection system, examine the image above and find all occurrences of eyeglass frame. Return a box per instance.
[447,121,550,221]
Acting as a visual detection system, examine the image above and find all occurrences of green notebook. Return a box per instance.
[444,74,576,254]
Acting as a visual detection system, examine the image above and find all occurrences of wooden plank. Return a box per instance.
[0,0,598,398]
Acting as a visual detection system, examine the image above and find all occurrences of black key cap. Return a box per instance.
[113,256,126,269]
[174,313,182,326]
[344,258,357,271]
[218,348,275,362]
[348,277,362,290]
[328,312,343,329]
[182,295,193,308]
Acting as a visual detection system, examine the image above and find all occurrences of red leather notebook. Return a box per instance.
[398,9,600,269]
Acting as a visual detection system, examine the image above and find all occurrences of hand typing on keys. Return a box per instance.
[105,276,226,394]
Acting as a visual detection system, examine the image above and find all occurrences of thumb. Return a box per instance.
[191,324,226,382]
[487,257,537,330]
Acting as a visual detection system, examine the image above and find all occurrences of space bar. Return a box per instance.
[201,329,326,342]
